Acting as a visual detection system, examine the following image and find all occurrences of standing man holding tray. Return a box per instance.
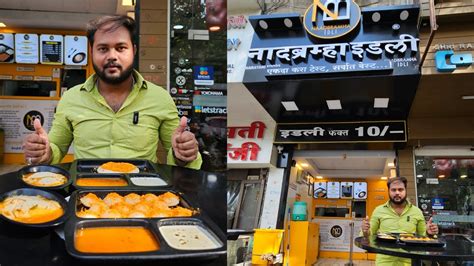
[361,176,439,265]
[22,15,201,170]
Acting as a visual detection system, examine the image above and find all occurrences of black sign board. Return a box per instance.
[275,121,406,143]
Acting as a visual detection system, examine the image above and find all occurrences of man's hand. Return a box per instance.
[427,217,439,236]
[22,119,52,165]
[172,116,199,164]
[362,215,370,237]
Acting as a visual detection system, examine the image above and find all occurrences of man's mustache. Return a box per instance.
[104,62,122,69]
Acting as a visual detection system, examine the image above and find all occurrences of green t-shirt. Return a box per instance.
[370,200,427,265]
[48,70,202,170]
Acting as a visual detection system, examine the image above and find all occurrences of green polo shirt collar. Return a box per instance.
[383,200,413,216]
[80,69,148,92]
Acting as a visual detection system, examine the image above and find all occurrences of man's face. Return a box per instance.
[388,180,407,206]
[91,24,135,84]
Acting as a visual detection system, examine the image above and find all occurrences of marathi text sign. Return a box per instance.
[275,121,406,143]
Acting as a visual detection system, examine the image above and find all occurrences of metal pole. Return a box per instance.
[345,221,355,266]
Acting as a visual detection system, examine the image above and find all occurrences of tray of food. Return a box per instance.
[70,160,170,189]
[376,233,397,242]
[398,235,445,247]
[0,188,69,227]
[63,189,226,260]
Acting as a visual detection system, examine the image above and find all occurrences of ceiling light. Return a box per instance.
[301,163,309,167]
[326,100,342,110]
[0,22,6,27]
[173,25,184,30]
[284,18,293,28]
[438,175,445,178]
[387,162,395,167]
[372,12,381,23]
[316,176,323,179]
[122,0,135,6]
[381,176,388,180]
[461,175,467,179]
[209,26,221,31]
[416,174,423,178]
[400,10,409,21]
[462,95,474,100]
[374,98,389,108]
[281,101,299,111]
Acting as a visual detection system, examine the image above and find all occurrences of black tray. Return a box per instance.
[64,189,226,260]
[72,173,171,190]
[18,165,72,191]
[74,159,157,173]
[398,236,446,247]
[0,188,70,228]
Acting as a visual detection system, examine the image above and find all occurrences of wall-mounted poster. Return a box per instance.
[64,35,88,65]
[15,33,39,64]
[340,182,354,199]
[327,182,340,199]
[313,182,327,199]
[0,33,15,63]
[353,182,368,199]
[40,34,63,64]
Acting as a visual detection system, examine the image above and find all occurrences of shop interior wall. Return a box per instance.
[0,28,92,164]
[138,0,169,164]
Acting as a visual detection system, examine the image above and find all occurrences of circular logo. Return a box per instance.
[175,75,186,86]
[49,35,54,40]
[23,111,44,131]
[170,87,178,94]
[174,67,182,74]
[0,35,4,41]
[74,36,78,41]
[303,0,361,40]
[330,225,343,238]
[24,34,30,40]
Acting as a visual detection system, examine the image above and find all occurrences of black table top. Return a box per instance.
[0,163,226,266]
[355,235,474,262]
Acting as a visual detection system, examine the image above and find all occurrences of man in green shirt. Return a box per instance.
[23,15,201,169]
[361,176,439,265]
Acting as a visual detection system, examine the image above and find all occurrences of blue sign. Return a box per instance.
[435,50,473,72]
[193,66,214,85]
[431,198,445,210]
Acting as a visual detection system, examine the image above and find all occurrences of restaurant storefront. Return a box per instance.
[228,0,433,264]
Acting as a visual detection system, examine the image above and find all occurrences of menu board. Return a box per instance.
[340,182,354,199]
[327,182,340,199]
[353,182,368,199]
[313,182,327,199]
[0,33,15,63]
[15,33,39,64]
[64,35,88,65]
[40,34,63,65]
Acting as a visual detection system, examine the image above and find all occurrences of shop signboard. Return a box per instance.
[193,65,214,85]
[435,50,473,72]
[0,99,57,153]
[244,6,420,82]
[314,219,365,252]
[313,181,327,198]
[340,182,353,199]
[227,120,276,168]
[327,181,340,198]
[0,33,15,63]
[40,34,63,65]
[64,35,88,66]
[353,182,367,199]
[15,33,39,64]
[275,121,406,143]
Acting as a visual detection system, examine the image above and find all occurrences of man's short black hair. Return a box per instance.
[86,15,137,46]
[387,176,408,189]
